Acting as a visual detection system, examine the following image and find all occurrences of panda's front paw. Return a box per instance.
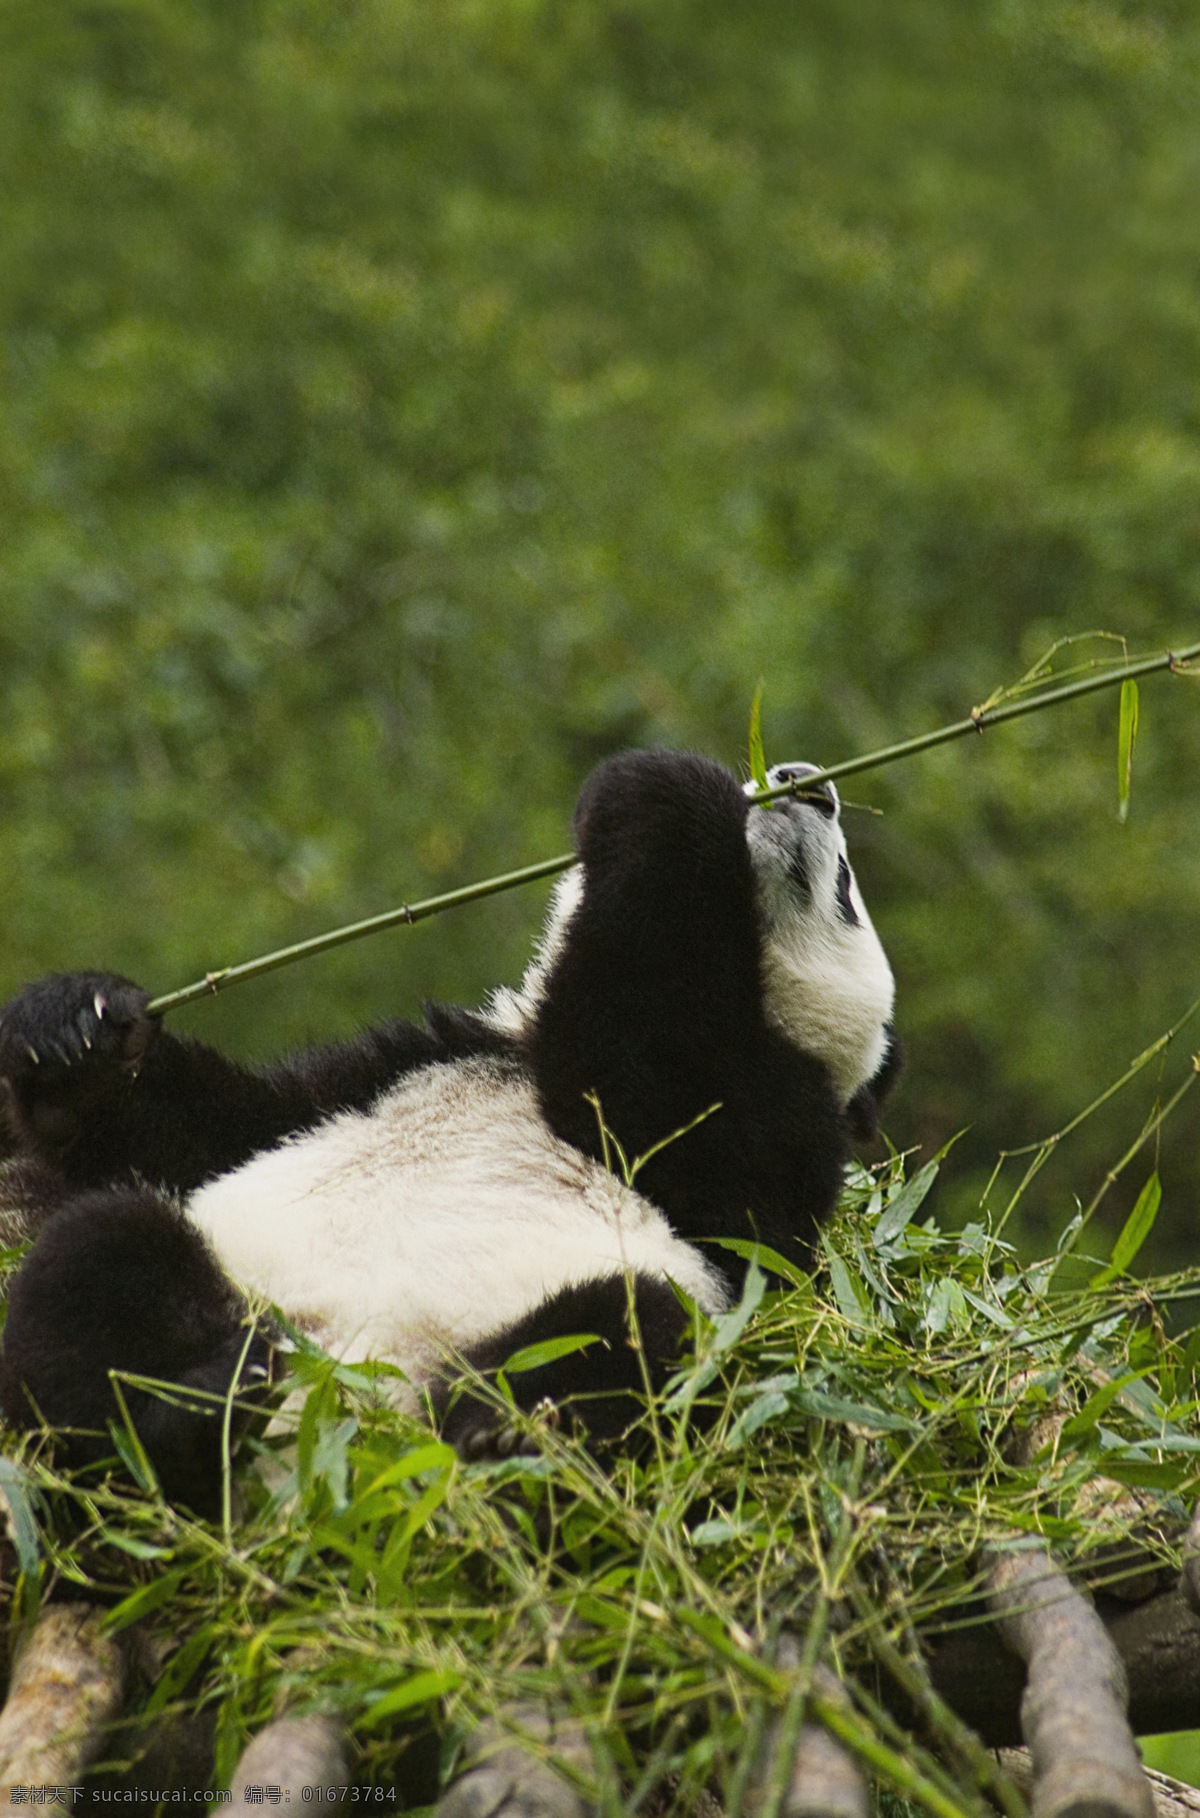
[0,972,158,1089]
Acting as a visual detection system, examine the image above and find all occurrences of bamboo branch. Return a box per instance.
[145,640,1199,1016]
[147,853,576,1015]
[985,1545,1155,1818]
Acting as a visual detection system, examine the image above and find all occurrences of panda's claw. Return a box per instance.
[460,1425,494,1461]
[0,973,158,1096]
[457,1402,557,1462]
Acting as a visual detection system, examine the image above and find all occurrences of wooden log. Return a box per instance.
[436,1704,593,1818]
[925,1586,1200,1748]
[1001,1751,1200,1818]
[0,1604,125,1807]
[748,1647,868,1818]
[224,1715,350,1816]
[986,1546,1155,1818]
[1178,1505,1200,1620]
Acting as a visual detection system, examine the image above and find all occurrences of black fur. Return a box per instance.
[0,1187,271,1516]
[440,1275,693,1454]
[0,973,516,1194]
[531,751,848,1297]
[0,748,899,1509]
[845,1029,904,1144]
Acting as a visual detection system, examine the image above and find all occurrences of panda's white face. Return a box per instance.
[743,763,894,1104]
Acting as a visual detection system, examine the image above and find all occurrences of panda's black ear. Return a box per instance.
[845,1028,904,1144]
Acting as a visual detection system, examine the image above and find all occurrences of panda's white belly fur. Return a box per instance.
[186,1055,729,1395]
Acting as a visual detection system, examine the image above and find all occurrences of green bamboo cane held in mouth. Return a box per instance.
[146,639,1200,1017]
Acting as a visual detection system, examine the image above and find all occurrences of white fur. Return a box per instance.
[187,1053,728,1401]
[744,768,894,1102]
[485,866,583,1038]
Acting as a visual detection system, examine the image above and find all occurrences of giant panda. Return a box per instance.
[0,748,899,1515]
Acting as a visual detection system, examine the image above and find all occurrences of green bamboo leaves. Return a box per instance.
[748,682,769,794]
[1118,677,1140,823]
[1090,1171,1161,1288]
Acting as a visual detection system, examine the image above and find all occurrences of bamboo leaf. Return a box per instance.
[872,1160,939,1249]
[501,1332,603,1375]
[1090,1172,1161,1287]
[826,1252,872,1324]
[104,1569,186,1633]
[713,1237,811,1289]
[1117,676,1139,822]
[1060,1369,1152,1441]
[723,1389,790,1448]
[790,1389,918,1433]
[0,1459,41,1581]
[748,681,769,792]
[359,1669,462,1727]
[709,1258,767,1355]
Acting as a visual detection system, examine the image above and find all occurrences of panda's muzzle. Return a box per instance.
[770,764,838,819]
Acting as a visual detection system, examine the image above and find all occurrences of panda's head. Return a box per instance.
[743,763,894,1105]
[487,751,894,1112]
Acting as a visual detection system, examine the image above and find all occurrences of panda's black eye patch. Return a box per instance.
[835,856,860,927]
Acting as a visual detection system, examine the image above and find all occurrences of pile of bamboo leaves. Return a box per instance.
[2,1129,1199,1813]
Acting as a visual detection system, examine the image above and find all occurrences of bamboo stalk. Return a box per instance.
[146,640,1199,1017]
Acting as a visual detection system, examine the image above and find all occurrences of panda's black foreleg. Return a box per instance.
[0,969,478,1195]
[0,1188,272,1518]
[438,1272,693,1459]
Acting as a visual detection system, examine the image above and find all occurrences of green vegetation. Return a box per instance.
[3,6,1200,1796]
[0,0,1198,1261]
[5,1145,1199,1807]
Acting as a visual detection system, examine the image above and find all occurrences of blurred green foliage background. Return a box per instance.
[1,0,1198,1262]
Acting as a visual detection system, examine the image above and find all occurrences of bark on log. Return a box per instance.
[435,1705,593,1818]
[986,1546,1155,1818]
[224,1715,350,1816]
[0,1604,125,1807]
[925,1587,1200,1748]
[748,1649,869,1818]
[1178,1505,1200,1621]
[1001,1751,1200,1818]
